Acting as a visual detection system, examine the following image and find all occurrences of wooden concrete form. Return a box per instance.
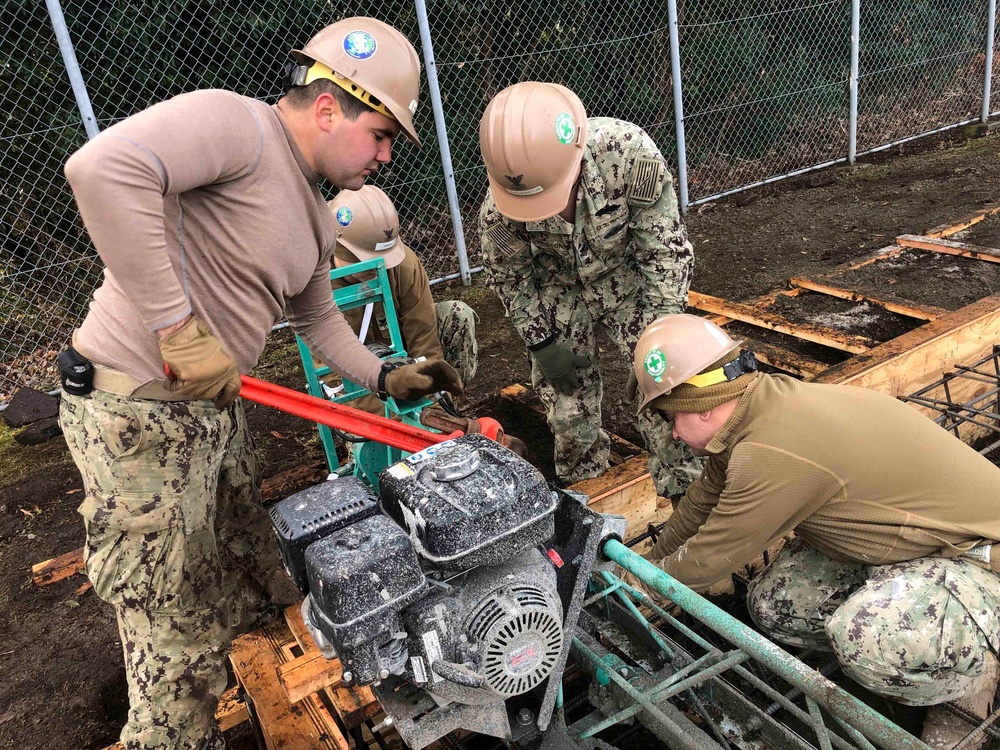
[896,234,1000,264]
[812,295,1000,443]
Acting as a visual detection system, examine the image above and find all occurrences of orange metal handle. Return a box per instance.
[239,375,461,454]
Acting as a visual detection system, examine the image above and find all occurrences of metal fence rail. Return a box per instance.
[2,0,998,399]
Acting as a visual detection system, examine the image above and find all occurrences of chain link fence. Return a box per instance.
[2,0,998,399]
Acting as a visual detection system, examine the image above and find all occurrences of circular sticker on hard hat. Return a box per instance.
[644,348,668,382]
[335,206,354,227]
[554,113,576,145]
[343,30,377,60]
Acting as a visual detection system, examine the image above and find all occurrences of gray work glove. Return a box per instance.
[531,341,590,396]
[385,359,464,401]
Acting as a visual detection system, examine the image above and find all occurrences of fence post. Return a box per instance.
[413,0,472,285]
[984,0,997,122]
[46,0,99,140]
[848,0,860,163]
[666,0,689,215]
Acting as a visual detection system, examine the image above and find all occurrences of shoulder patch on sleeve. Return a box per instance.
[626,154,664,207]
[486,221,521,257]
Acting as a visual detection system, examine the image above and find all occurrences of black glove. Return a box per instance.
[384,360,464,401]
[531,342,590,396]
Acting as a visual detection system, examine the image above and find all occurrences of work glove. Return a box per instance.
[531,341,590,396]
[159,316,241,409]
[384,359,464,401]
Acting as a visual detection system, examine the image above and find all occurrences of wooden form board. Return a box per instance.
[688,291,876,353]
[568,455,672,544]
[896,234,1000,264]
[812,295,1000,443]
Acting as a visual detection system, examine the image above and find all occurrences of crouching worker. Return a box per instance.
[316,184,478,413]
[627,313,1000,748]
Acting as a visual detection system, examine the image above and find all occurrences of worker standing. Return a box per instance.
[59,18,461,749]
[477,82,700,499]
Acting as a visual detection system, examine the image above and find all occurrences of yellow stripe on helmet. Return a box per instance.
[683,368,729,388]
[304,60,397,122]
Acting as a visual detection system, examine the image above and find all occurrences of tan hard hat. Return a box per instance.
[293,17,422,146]
[479,82,588,222]
[328,185,407,269]
[632,314,742,412]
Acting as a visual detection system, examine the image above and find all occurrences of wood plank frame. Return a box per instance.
[688,291,876,353]
[812,296,1000,442]
[788,277,947,321]
[925,203,1000,238]
[896,234,1000,264]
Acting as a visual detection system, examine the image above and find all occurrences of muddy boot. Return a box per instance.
[921,652,999,749]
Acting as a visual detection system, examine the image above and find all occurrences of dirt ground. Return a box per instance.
[4,130,1000,749]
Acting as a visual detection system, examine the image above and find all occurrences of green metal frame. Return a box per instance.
[295,257,432,486]
[568,539,933,750]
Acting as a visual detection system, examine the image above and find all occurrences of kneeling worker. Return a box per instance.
[317,184,477,413]
[628,313,1000,748]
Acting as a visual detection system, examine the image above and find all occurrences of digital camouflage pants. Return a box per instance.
[530,291,702,496]
[61,390,284,749]
[747,538,1000,705]
[435,300,478,386]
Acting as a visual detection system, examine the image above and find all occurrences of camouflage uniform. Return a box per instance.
[435,300,478,385]
[748,538,1000,705]
[479,117,699,494]
[60,389,284,749]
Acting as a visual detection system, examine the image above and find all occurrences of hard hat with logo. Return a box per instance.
[479,82,588,222]
[631,314,743,412]
[288,17,422,146]
[329,185,407,269]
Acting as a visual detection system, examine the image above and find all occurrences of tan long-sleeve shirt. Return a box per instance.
[650,374,1000,590]
[64,89,383,392]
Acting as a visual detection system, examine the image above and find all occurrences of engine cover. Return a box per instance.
[305,514,427,685]
[399,550,563,706]
[269,476,379,593]
[461,550,563,698]
[379,434,557,570]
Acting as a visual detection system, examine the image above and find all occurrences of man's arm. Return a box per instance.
[655,443,844,591]
[647,452,728,560]
[64,90,264,332]
[288,261,385,393]
[392,251,445,362]
[479,200,555,348]
[626,132,694,314]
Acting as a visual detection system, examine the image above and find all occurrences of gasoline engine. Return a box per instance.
[269,434,625,749]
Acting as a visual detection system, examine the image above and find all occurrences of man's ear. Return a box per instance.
[699,409,715,422]
[315,92,343,133]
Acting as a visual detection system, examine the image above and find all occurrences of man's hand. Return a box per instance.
[531,342,589,396]
[385,360,464,401]
[159,316,241,409]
